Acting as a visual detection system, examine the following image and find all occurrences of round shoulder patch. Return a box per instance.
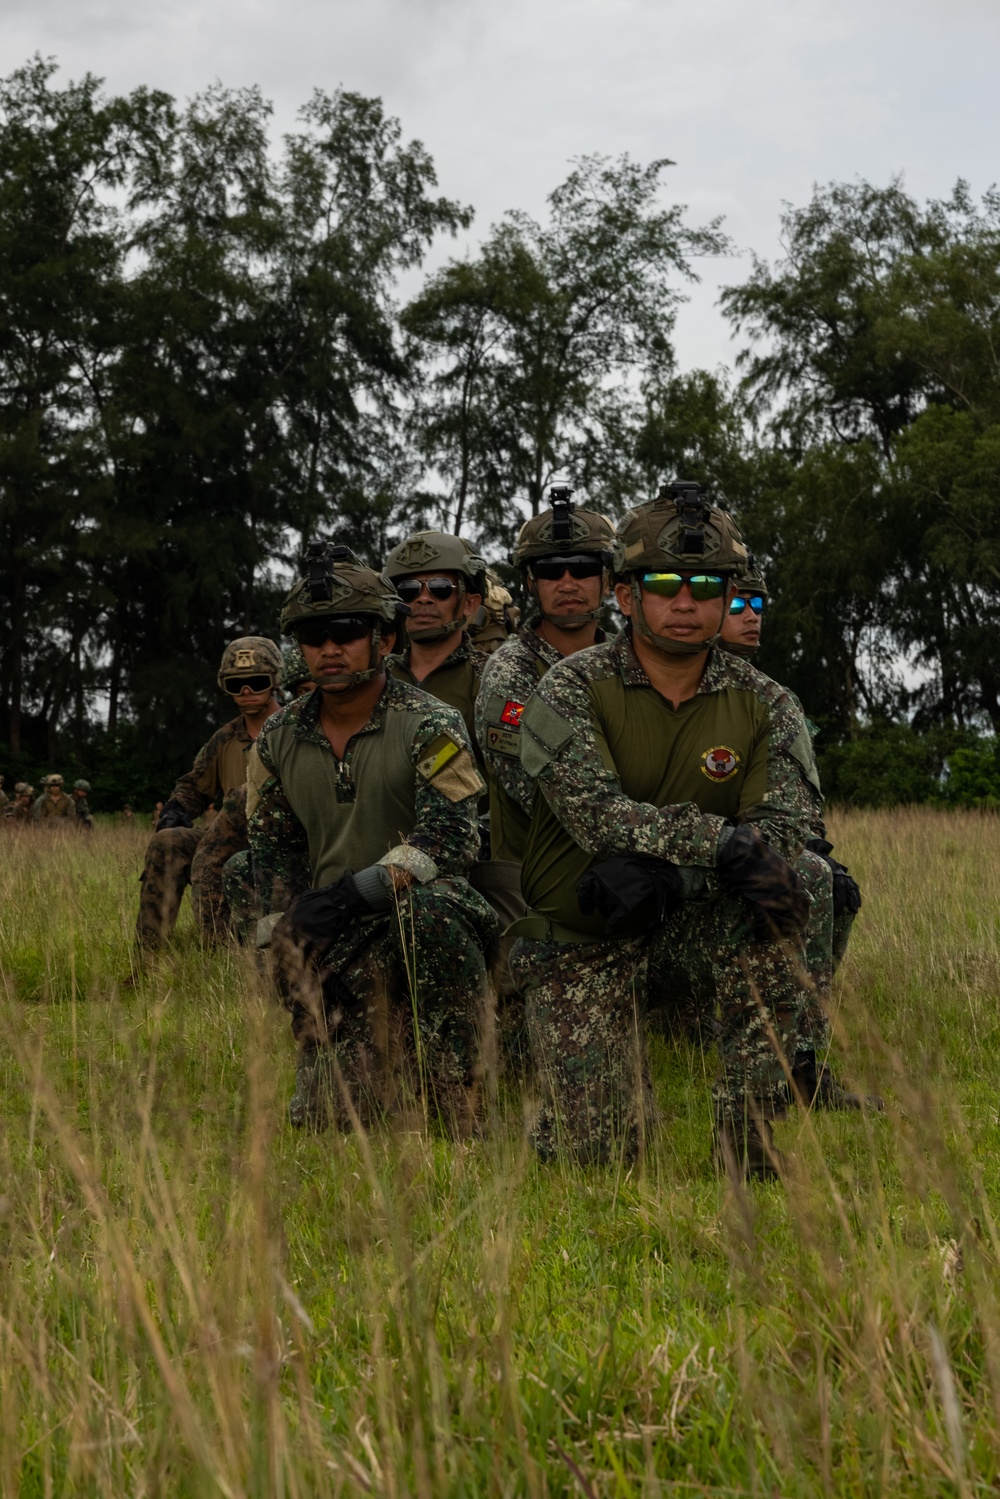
[701,745,741,781]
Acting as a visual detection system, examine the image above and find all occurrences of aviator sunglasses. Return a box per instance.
[530,554,604,581]
[641,572,726,601]
[729,594,765,616]
[223,674,273,695]
[394,576,459,604]
[293,615,374,648]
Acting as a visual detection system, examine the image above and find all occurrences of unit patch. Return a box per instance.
[500,700,524,726]
[234,649,256,668]
[416,733,485,802]
[700,745,741,781]
[486,724,521,759]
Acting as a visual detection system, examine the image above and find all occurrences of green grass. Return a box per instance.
[1,809,1000,1494]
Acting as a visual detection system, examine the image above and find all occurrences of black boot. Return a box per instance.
[714,1104,787,1181]
[790,1051,883,1112]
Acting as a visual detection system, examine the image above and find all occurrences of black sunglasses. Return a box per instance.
[395,576,459,603]
[641,572,727,600]
[729,595,765,616]
[223,674,273,695]
[530,554,605,581]
[293,615,374,647]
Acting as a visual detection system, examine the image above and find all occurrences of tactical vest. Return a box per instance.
[522,669,773,937]
[261,706,424,887]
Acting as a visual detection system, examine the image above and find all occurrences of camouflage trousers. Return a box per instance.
[136,788,248,949]
[269,877,498,1134]
[510,893,809,1165]
[221,849,259,942]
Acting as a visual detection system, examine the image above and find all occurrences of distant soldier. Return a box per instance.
[248,544,495,1134]
[384,531,488,772]
[34,774,73,821]
[2,783,34,822]
[0,775,8,809]
[468,569,519,655]
[136,636,281,949]
[720,554,866,1108]
[72,779,94,829]
[279,642,317,699]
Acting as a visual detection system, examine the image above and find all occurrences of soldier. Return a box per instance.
[475,483,616,1056]
[720,554,866,1106]
[0,775,7,810]
[511,482,833,1177]
[280,642,317,700]
[34,774,73,820]
[248,544,496,1136]
[468,569,519,655]
[2,783,34,822]
[135,636,281,949]
[383,531,488,768]
[72,779,94,829]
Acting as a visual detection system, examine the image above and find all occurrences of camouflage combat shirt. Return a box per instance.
[389,633,487,771]
[34,791,73,820]
[519,632,825,938]
[247,676,484,908]
[476,623,605,863]
[169,715,259,819]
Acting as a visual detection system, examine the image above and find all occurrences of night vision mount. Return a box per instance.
[304,541,360,603]
[658,481,712,558]
[547,477,576,543]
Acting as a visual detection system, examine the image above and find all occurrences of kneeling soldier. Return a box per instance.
[512,483,826,1177]
[248,544,496,1136]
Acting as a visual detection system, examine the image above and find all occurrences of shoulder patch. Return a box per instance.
[521,693,575,756]
[789,724,823,792]
[417,732,485,803]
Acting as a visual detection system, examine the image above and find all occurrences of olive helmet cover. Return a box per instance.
[734,550,769,597]
[73,779,91,793]
[613,482,749,657]
[217,636,282,692]
[279,643,314,693]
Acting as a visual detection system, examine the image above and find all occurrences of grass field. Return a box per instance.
[1,809,1000,1496]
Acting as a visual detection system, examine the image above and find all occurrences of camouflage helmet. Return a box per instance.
[280,544,404,635]
[468,569,520,653]
[73,779,91,793]
[383,532,486,644]
[45,773,65,788]
[734,550,769,597]
[13,782,28,795]
[613,482,748,658]
[512,480,614,629]
[279,643,314,694]
[217,636,282,692]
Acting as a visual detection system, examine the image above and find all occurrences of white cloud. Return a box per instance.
[4,0,997,371]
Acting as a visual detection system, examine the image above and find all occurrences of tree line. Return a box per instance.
[2,58,999,806]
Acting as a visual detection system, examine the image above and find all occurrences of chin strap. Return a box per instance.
[530,577,605,631]
[313,622,386,687]
[629,580,727,657]
[406,580,468,643]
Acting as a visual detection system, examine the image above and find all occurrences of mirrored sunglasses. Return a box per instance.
[531,555,605,581]
[223,674,273,695]
[293,615,374,647]
[729,594,765,615]
[641,572,726,601]
[395,576,458,603]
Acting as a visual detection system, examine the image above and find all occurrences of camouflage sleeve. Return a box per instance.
[246,724,312,909]
[738,685,826,855]
[405,703,483,877]
[475,647,535,818]
[521,657,732,866]
[168,724,231,818]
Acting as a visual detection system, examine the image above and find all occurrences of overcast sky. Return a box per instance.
[5,0,996,371]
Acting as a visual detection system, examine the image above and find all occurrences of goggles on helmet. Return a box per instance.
[641,572,727,601]
[529,555,605,582]
[292,615,375,648]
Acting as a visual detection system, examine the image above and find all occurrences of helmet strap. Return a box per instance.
[628,579,725,658]
[406,580,467,644]
[528,573,606,630]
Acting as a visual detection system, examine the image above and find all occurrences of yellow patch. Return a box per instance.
[416,737,461,781]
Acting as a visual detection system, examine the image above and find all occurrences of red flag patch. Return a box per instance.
[500,700,525,726]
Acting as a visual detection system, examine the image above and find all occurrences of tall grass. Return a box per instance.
[1,809,999,1494]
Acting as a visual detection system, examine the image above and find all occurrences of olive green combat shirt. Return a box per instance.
[519,632,825,939]
[389,634,486,774]
[247,677,484,909]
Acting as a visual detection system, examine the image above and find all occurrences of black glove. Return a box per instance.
[717,825,809,939]
[156,798,194,831]
[576,854,685,937]
[286,871,371,946]
[805,837,862,918]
